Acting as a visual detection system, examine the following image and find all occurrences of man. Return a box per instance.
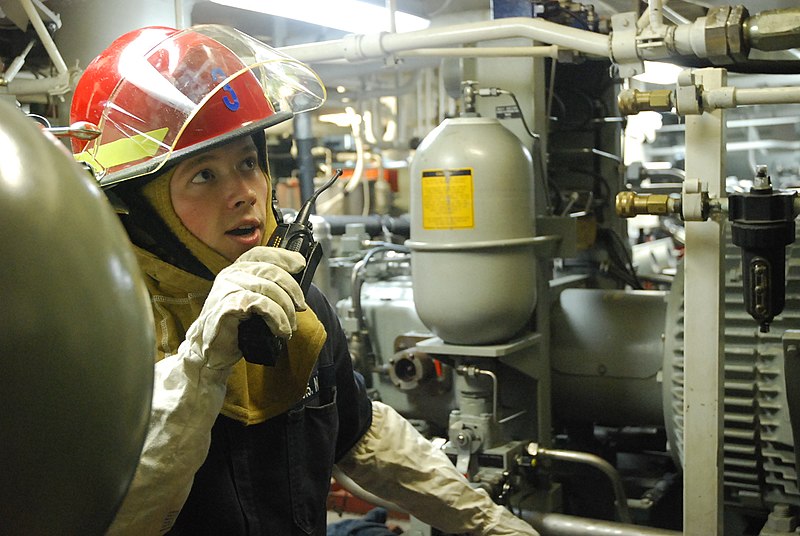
[71,24,538,536]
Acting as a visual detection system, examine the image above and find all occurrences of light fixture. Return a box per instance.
[319,110,360,128]
[208,0,430,34]
[633,61,684,85]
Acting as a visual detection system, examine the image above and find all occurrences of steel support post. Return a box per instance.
[682,68,727,536]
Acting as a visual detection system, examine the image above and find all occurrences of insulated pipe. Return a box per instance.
[398,45,561,58]
[704,86,800,109]
[279,17,611,63]
[522,511,681,536]
[3,72,71,97]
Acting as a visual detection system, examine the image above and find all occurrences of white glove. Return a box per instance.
[106,247,307,535]
[187,246,307,370]
[336,401,539,536]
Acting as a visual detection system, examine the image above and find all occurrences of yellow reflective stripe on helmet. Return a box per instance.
[75,127,170,171]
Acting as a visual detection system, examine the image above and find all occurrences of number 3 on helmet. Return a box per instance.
[70,24,326,190]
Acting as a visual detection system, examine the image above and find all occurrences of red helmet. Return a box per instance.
[71,24,325,189]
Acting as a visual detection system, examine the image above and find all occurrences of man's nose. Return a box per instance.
[229,176,257,208]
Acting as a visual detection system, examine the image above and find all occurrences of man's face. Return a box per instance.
[170,136,269,262]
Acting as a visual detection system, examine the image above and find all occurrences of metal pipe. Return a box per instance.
[349,245,411,331]
[649,0,664,31]
[662,4,689,25]
[398,45,561,58]
[350,257,368,332]
[704,86,800,109]
[174,0,185,28]
[536,447,632,524]
[456,365,499,423]
[2,72,70,97]
[2,40,35,84]
[279,17,611,63]
[522,511,681,536]
[18,0,68,75]
[385,0,396,34]
[293,111,316,204]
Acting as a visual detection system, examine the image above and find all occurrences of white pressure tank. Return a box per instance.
[407,116,538,345]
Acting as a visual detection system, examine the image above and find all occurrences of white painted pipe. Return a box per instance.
[174,0,185,28]
[398,45,561,58]
[386,0,396,34]
[279,17,611,63]
[705,86,800,109]
[18,0,68,75]
[2,72,70,97]
[649,0,664,31]
[3,40,35,84]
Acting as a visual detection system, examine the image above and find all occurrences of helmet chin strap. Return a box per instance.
[271,188,283,226]
[251,128,282,233]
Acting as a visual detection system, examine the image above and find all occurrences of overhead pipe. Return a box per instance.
[280,8,800,73]
[2,0,73,99]
[279,17,611,63]
[398,45,562,58]
[18,0,68,76]
[3,74,70,98]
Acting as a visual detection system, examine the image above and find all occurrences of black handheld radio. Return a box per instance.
[237,169,343,365]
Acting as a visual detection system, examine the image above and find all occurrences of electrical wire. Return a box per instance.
[477,86,554,214]
[555,5,590,30]
[598,227,643,290]
[546,58,558,128]
[351,244,412,331]
[563,167,612,204]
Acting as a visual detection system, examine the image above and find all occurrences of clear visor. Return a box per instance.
[193,24,326,114]
[78,25,326,186]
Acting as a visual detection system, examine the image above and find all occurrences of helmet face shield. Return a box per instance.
[192,24,325,115]
[74,25,325,188]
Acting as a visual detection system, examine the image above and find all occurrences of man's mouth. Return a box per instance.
[227,225,257,236]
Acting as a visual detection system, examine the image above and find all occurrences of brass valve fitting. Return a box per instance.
[616,191,682,218]
[618,89,673,116]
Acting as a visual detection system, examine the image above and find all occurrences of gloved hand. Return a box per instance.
[185,246,307,370]
[106,247,307,535]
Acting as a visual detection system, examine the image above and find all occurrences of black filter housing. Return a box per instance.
[728,186,796,332]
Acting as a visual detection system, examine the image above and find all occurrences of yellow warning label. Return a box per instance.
[420,168,474,230]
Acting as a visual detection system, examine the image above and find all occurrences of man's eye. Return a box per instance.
[239,157,257,172]
[190,169,214,184]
